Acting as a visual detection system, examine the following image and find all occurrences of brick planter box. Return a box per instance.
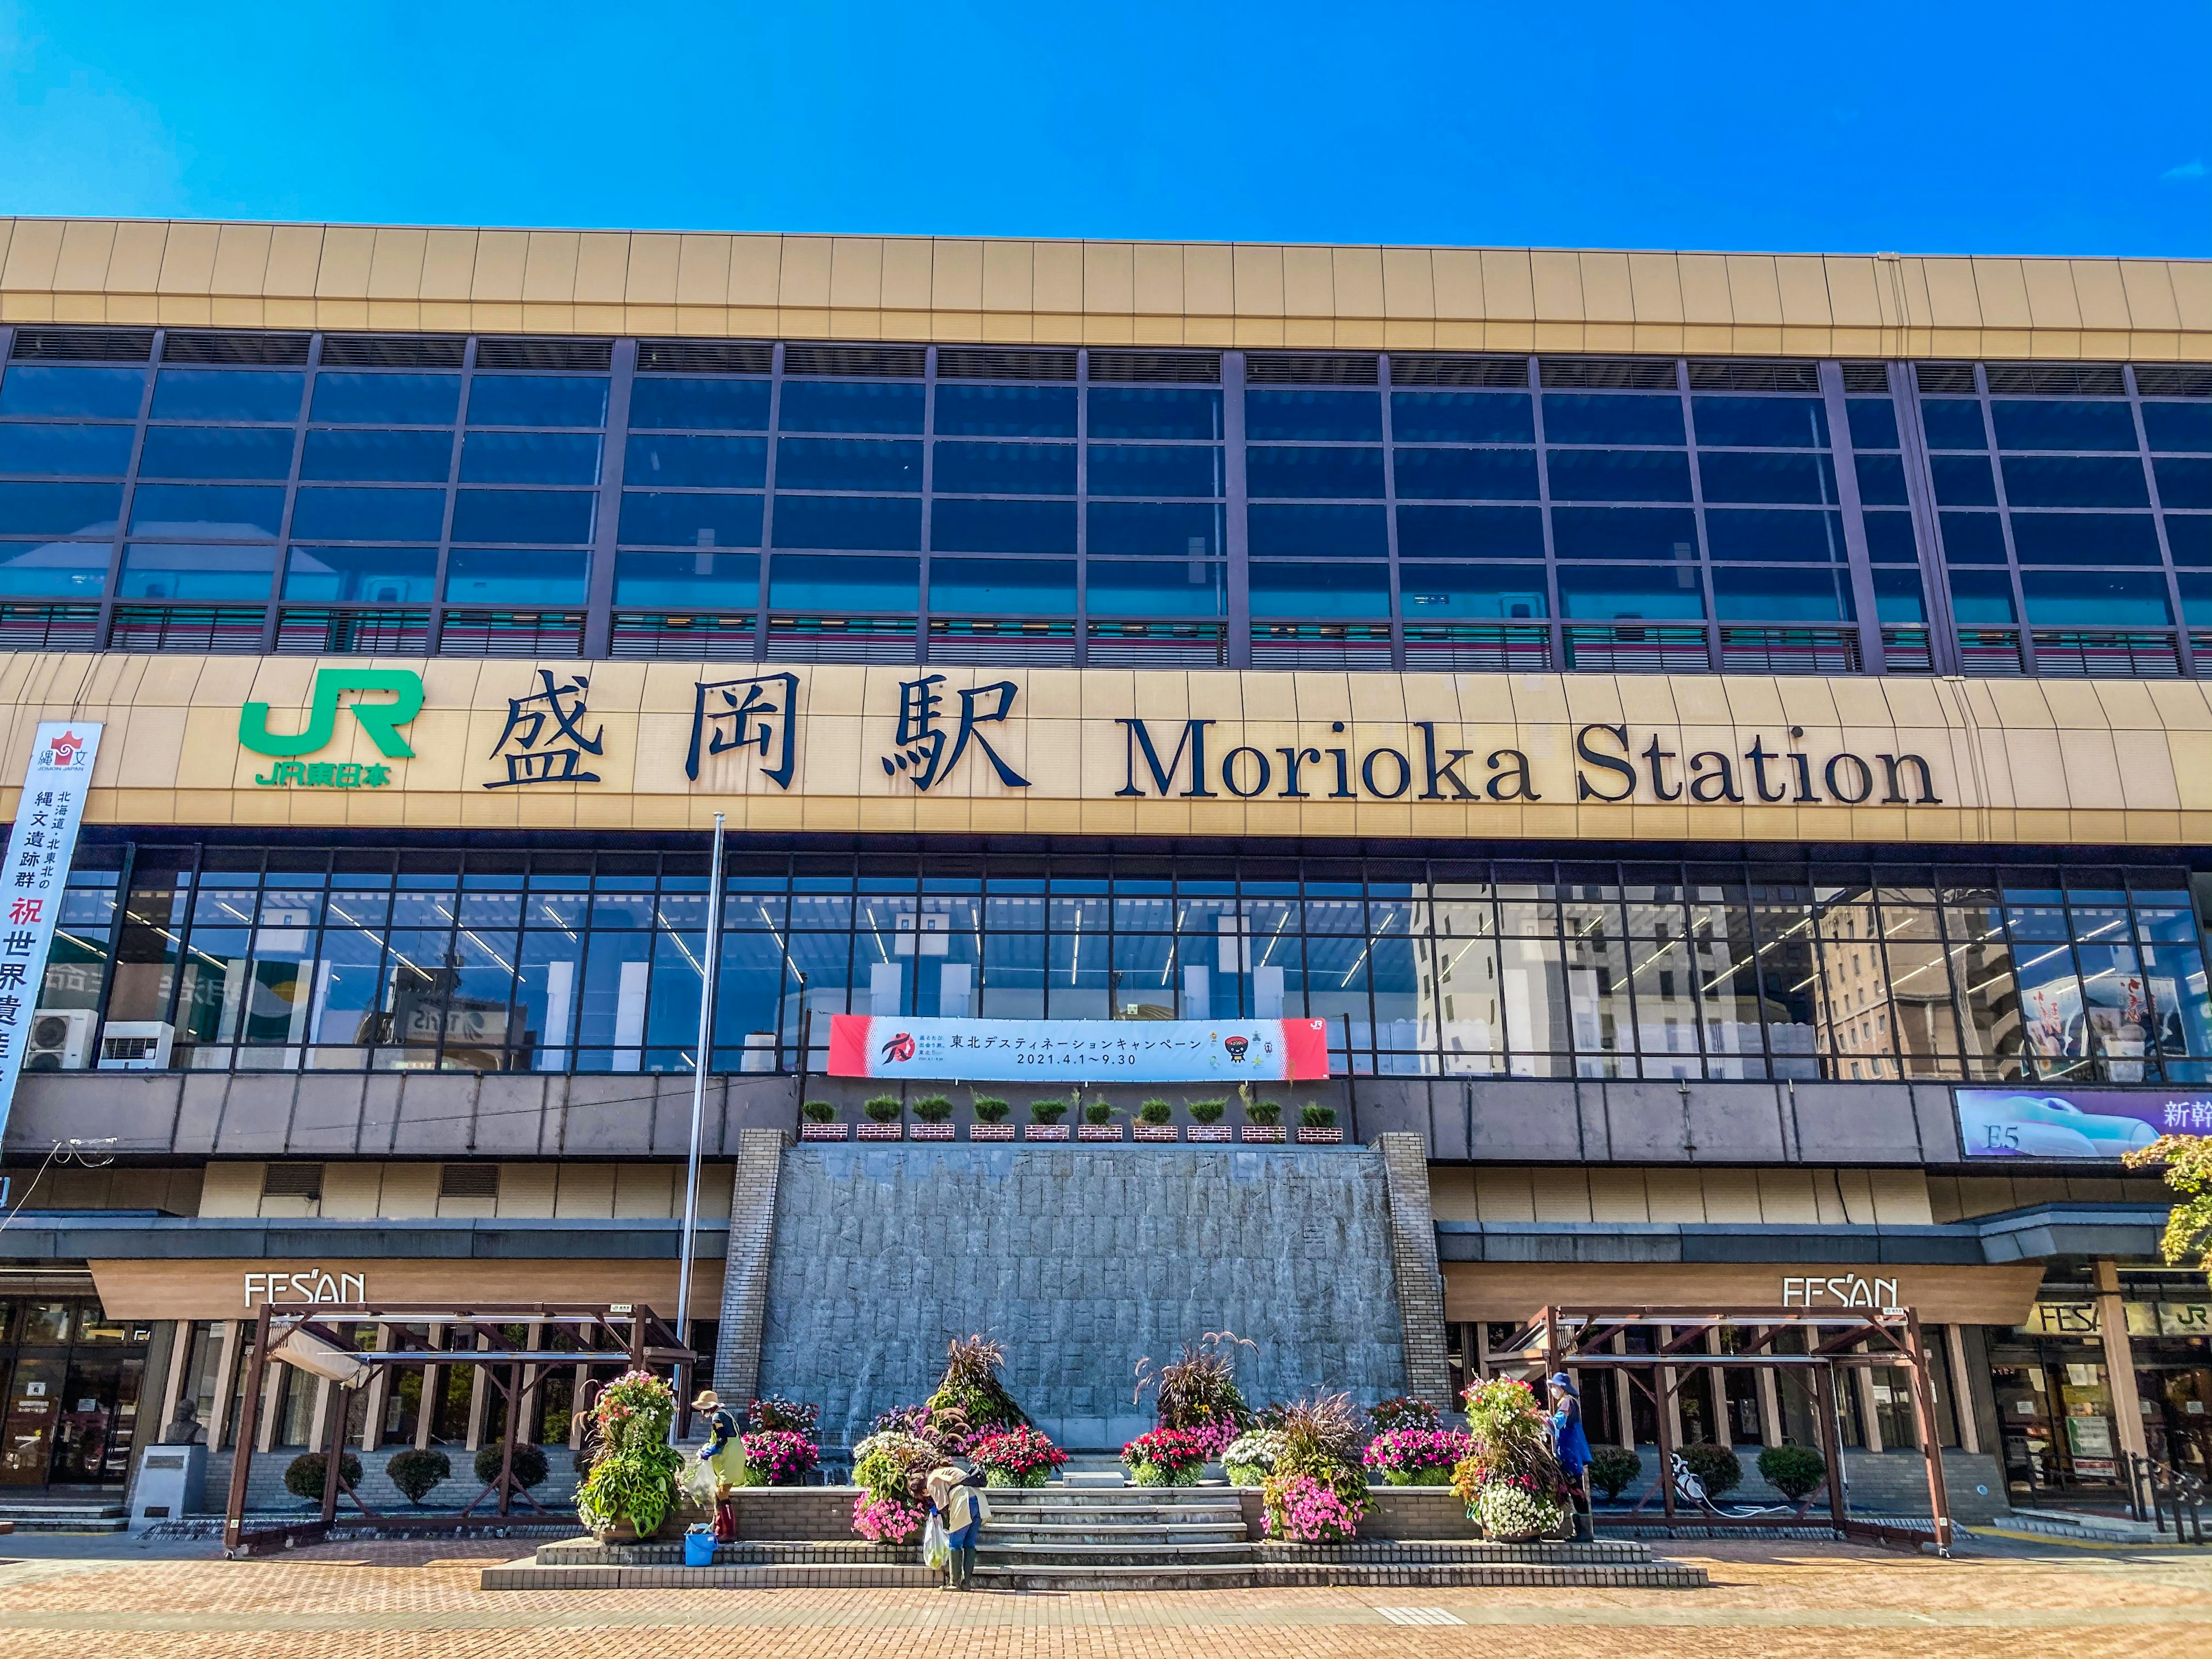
[1022,1123,1069,1141]
[910,1122,955,1141]
[968,1122,1016,1141]
[798,1122,849,1142]
[855,1123,904,1141]
[1240,1125,1285,1143]
[1296,1125,1344,1144]
[1077,1123,1125,1142]
[1186,1124,1232,1142]
[1132,1124,1179,1142]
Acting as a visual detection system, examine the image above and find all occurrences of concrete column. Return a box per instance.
[151,1323,190,1446]
[464,1335,491,1452]
[1706,1326,1730,1449]
[1855,1346,1885,1453]
[1944,1323,1981,1455]
[1374,1134,1455,1414]
[208,1321,241,1453]
[306,1377,332,1453]
[418,1324,442,1452]
[1660,1326,1685,1448]
[1755,1328,1783,1447]
[2094,1257,2150,1460]
[713,1126,791,1403]
[570,1363,589,1448]
[1613,1332,1634,1450]
[359,1325,391,1451]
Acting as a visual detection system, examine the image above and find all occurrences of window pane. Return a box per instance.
[0,423,136,477]
[310,373,460,426]
[1931,454,1998,506]
[1948,569,2015,623]
[1247,446,1385,498]
[1846,396,1900,450]
[128,483,284,538]
[283,544,439,603]
[1710,565,1852,622]
[150,370,304,423]
[1087,501,1222,558]
[0,540,109,597]
[930,497,1076,555]
[1245,389,1382,441]
[1395,504,1544,559]
[1921,398,1988,449]
[2000,454,2150,509]
[1398,563,1547,619]
[1247,503,1387,558]
[1991,399,2139,452]
[624,434,766,489]
[289,486,447,542]
[1855,452,1909,505]
[1698,451,1837,505]
[0,366,145,419]
[1704,508,1846,562]
[1390,390,1532,443]
[1085,444,1220,497]
[777,381,925,434]
[1872,564,1927,622]
[444,548,590,604]
[768,552,918,609]
[449,489,594,544]
[1249,560,1391,616]
[2153,457,2212,510]
[771,494,921,551]
[774,437,921,492]
[612,550,760,606]
[137,426,296,481]
[929,557,1075,614]
[1546,449,1693,502]
[0,481,121,537]
[934,384,1075,437]
[931,441,1075,495]
[1556,565,1706,619]
[1550,506,1698,560]
[2144,402,2212,454]
[460,431,603,486]
[1691,396,1828,448]
[1084,558,1225,616]
[1086,387,1221,441]
[1938,511,2008,563]
[2018,569,2170,626]
[2170,516,2212,566]
[1543,394,1684,446]
[627,377,769,431]
[1391,447,1537,501]
[616,491,763,548]
[1864,509,1919,563]
[301,429,454,483]
[466,376,607,428]
[2009,512,2160,565]
[118,542,276,601]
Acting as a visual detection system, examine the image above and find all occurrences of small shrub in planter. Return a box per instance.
[1244,1099,1282,1126]
[388,1447,453,1506]
[1029,1099,1067,1124]
[1299,1103,1337,1129]
[1589,1445,1642,1502]
[474,1441,550,1490]
[863,1095,902,1123]
[802,1100,836,1124]
[1120,1426,1210,1487]
[971,1096,1010,1123]
[912,1094,953,1123]
[1187,1099,1226,1124]
[1680,1442,1742,1498]
[283,1450,362,1503]
[969,1425,1068,1488]
[1084,1099,1116,1126]
[1138,1099,1172,1126]
[1757,1443,1827,1502]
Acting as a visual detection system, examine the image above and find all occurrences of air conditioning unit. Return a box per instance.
[97,1021,175,1070]
[25,1009,95,1071]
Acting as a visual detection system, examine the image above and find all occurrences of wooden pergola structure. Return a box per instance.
[1490,1304,1954,1555]
[221,1301,695,1558]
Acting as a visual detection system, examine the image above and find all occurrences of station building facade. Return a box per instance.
[0,218,2203,1513]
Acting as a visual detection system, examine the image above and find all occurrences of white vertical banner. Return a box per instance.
[0,721,104,1145]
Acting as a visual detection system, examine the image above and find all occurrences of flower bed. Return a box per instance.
[1120,1426,1210,1487]
[1363,1426,1471,1486]
[1263,1471,1366,1542]
[740,1429,820,1487]
[851,1489,927,1544]
[1455,1377,1569,1541]
[969,1425,1068,1488]
[1222,1428,1285,1488]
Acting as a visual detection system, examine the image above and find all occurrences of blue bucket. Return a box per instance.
[683,1528,717,1567]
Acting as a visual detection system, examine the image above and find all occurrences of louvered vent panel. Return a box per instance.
[1388,355,1531,389]
[1687,359,1820,393]
[474,337,613,372]
[320,334,467,369]
[438,1164,500,1199]
[781,344,925,378]
[1915,363,1978,395]
[1539,357,1679,390]
[937,347,1076,382]
[2135,365,2212,399]
[1840,362,1893,394]
[9,327,154,362]
[1985,362,2126,397]
[636,340,772,375]
[262,1162,325,1199]
[1246,353,1378,386]
[162,331,310,366]
[1087,350,1221,384]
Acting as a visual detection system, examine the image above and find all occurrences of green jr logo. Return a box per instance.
[239,669,425,760]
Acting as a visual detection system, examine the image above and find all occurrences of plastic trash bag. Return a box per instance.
[923,1512,950,1571]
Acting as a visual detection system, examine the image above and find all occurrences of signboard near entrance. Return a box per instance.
[0,721,102,1145]
[825,1015,1332,1082]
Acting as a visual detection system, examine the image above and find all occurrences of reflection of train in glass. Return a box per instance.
[1957,1090,2162,1158]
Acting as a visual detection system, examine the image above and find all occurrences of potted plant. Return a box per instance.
[1185,1097,1231,1143]
[858,1094,904,1141]
[739,1427,821,1486]
[1120,1426,1210,1487]
[1363,1426,1472,1486]
[1024,1099,1070,1141]
[911,1093,955,1141]
[850,1430,935,1543]
[575,1370,684,1544]
[1260,1392,1369,1542]
[1240,1086,1284,1143]
[968,1425,1067,1488]
[1078,1096,1123,1142]
[1450,1377,1567,1542]
[1134,1098,1179,1142]
[1296,1101,1343,1145]
[800,1099,846,1141]
[1222,1428,1285,1488]
[969,1094,1014,1142]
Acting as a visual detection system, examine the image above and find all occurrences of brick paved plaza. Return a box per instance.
[0,1536,2203,1659]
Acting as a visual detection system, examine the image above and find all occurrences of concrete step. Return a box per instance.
[983,1522,1247,1545]
[0,1501,127,1534]
[1997,1508,2168,1544]
[975,1562,1264,1592]
[981,1541,1257,1566]
[484,1557,932,1590]
[985,1493,1240,1513]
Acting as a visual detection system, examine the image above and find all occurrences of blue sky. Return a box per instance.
[2,0,2206,255]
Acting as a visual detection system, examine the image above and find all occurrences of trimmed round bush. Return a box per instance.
[1757,1443,1828,1502]
[1589,1445,1642,1502]
[802,1100,835,1123]
[474,1441,550,1490]
[1680,1442,1742,1498]
[283,1450,362,1503]
[387,1446,453,1506]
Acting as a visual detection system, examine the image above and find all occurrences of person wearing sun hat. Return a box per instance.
[1548,1373,1594,1543]
[692,1388,747,1540]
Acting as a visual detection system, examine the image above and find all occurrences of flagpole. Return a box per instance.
[674,811,726,1423]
